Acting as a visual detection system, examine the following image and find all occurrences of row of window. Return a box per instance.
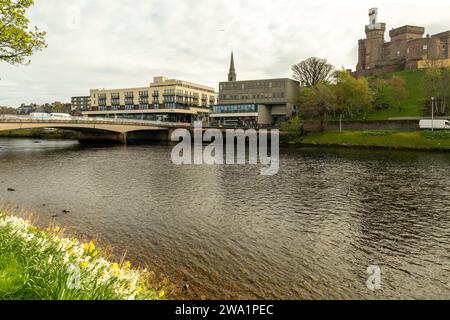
[212,104,258,114]
[151,83,215,94]
[220,92,285,100]
[97,103,192,111]
[95,91,215,100]
[220,81,285,90]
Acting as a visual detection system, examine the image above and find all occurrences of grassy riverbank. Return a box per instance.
[0,212,162,300]
[0,129,79,139]
[296,130,450,151]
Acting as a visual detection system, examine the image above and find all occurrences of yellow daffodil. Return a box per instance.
[92,250,99,257]
[53,226,60,233]
[81,260,89,269]
[65,240,76,250]
[159,290,165,298]
[88,241,95,254]
[45,227,51,233]
[124,261,131,269]
[111,263,121,276]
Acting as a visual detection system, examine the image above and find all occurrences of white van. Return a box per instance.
[50,113,72,120]
[419,119,450,130]
[30,113,51,120]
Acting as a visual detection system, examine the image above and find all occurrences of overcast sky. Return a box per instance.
[1,0,450,107]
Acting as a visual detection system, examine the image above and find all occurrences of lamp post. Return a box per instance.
[431,97,435,132]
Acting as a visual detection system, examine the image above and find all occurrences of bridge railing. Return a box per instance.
[0,115,191,128]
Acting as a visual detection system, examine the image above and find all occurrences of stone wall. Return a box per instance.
[303,120,421,132]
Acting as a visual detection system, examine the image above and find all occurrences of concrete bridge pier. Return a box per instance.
[78,131,128,144]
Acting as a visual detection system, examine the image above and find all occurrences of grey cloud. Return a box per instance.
[1,0,450,106]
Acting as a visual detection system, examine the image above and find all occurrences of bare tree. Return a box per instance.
[292,57,334,87]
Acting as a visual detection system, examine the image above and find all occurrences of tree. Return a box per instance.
[423,59,450,115]
[299,82,336,130]
[292,57,334,87]
[370,78,390,110]
[334,71,372,118]
[0,0,47,65]
[386,76,408,111]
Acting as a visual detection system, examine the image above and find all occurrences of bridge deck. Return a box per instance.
[0,117,190,134]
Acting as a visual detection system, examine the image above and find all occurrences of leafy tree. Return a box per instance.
[0,0,47,65]
[280,116,304,139]
[370,78,390,110]
[334,71,372,118]
[292,57,335,87]
[423,60,450,115]
[299,82,336,130]
[386,76,408,112]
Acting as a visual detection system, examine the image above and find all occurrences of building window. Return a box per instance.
[423,45,428,50]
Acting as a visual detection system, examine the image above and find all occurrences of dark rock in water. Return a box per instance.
[62,210,70,214]
[51,214,59,218]
[33,141,41,144]
[7,188,15,192]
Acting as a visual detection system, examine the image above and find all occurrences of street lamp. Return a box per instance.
[431,97,435,132]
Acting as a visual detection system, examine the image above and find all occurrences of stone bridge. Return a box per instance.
[0,118,190,143]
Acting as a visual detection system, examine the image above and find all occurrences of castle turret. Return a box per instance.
[364,8,386,70]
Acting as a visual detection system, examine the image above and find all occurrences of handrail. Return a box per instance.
[0,116,191,128]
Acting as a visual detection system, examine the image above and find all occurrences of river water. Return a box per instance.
[0,138,449,300]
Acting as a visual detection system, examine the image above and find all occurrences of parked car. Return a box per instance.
[419,119,450,130]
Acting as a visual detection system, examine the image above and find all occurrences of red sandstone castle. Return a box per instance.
[354,8,450,77]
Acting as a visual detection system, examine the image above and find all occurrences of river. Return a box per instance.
[0,138,449,299]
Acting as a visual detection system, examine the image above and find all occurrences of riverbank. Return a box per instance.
[0,129,79,140]
[288,130,450,151]
[0,211,163,300]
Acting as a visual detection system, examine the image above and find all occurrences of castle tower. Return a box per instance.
[357,8,386,72]
[228,52,237,82]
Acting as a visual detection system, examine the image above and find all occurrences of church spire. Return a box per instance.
[228,51,237,82]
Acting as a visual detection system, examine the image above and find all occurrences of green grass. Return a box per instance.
[301,130,450,150]
[366,69,428,120]
[0,213,162,300]
[0,254,29,299]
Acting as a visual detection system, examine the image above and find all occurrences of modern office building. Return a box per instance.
[83,76,217,123]
[211,53,300,128]
[71,96,90,112]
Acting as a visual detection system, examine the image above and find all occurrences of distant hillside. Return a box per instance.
[366,69,429,120]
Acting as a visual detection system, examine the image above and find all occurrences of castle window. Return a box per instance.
[423,45,428,50]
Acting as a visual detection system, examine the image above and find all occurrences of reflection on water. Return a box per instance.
[1,138,450,299]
